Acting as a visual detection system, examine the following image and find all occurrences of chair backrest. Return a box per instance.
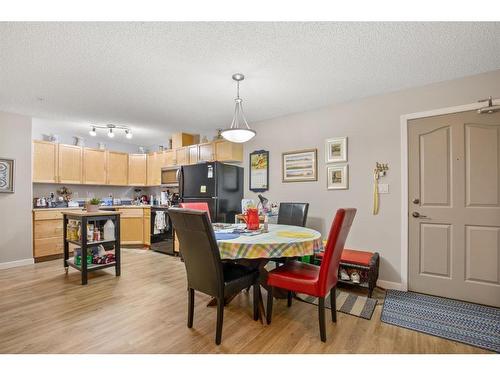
[318,208,357,296]
[277,202,309,227]
[168,208,223,298]
[179,202,211,220]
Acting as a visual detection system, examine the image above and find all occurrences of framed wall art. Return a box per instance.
[0,158,15,193]
[327,164,348,190]
[282,149,317,182]
[325,137,347,163]
[249,150,269,192]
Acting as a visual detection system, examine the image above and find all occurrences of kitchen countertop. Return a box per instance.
[33,205,153,212]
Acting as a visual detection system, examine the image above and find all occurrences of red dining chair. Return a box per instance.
[266,208,357,342]
[179,202,211,221]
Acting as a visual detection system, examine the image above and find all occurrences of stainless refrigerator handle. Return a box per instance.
[212,197,218,199]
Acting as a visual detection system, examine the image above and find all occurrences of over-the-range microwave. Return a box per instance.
[161,166,180,186]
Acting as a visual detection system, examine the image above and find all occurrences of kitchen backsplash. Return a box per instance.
[34,183,143,201]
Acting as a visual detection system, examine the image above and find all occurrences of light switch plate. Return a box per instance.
[379,183,389,194]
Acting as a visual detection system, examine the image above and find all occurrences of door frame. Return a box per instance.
[399,99,500,291]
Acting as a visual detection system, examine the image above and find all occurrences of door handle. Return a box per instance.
[412,211,429,219]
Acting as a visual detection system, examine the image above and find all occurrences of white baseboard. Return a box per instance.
[377,279,406,291]
[0,258,34,270]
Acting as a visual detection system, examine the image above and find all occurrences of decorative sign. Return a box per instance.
[249,150,269,192]
[282,149,318,182]
[0,158,14,193]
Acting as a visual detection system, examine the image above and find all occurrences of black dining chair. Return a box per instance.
[277,202,310,227]
[168,208,261,345]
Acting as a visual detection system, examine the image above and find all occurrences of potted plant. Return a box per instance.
[87,198,101,212]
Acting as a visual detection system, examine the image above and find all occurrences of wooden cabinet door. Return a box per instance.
[119,208,144,245]
[83,148,107,185]
[107,151,128,185]
[58,144,82,184]
[143,208,151,246]
[33,141,58,183]
[128,154,147,186]
[188,145,198,164]
[163,150,175,167]
[214,140,243,162]
[175,147,189,166]
[198,143,214,162]
[147,152,162,186]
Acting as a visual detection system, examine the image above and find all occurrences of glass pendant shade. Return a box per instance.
[221,74,256,143]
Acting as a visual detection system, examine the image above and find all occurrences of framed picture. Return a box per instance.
[325,137,348,163]
[249,150,269,192]
[282,149,318,182]
[0,158,15,193]
[327,164,348,190]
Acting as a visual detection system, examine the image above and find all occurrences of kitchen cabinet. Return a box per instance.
[33,209,81,260]
[33,140,58,183]
[58,144,83,184]
[163,150,175,167]
[107,151,128,186]
[214,140,243,162]
[175,147,189,166]
[172,132,196,149]
[83,148,107,185]
[128,154,147,186]
[198,142,214,162]
[147,152,162,186]
[118,207,150,246]
[188,145,198,164]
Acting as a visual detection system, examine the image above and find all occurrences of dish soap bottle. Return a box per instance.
[104,219,115,241]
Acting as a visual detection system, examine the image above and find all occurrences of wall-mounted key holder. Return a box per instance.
[373,162,389,215]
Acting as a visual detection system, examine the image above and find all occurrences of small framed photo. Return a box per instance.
[325,137,347,163]
[282,149,318,182]
[0,158,15,193]
[327,164,348,190]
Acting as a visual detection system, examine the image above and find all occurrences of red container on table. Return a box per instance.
[244,208,260,230]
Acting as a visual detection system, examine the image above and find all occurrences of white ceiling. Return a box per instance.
[1,22,500,145]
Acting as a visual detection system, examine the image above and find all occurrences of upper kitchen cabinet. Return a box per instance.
[198,142,214,163]
[163,150,175,167]
[83,148,107,185]
[214,140,243,162]
[33,140,58,183]
[171,132,196,149]
[188,145,198,164]
[58,144,83,184]
[128,154,147,186]
[107,151,128,186]
[175,147,189,166]
[147,152,162,186]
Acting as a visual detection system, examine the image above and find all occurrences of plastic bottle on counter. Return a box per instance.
[103,219,115,241]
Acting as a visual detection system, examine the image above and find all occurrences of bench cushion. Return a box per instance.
[340,249,374,266]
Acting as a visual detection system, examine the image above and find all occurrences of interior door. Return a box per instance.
[408,110,500,307]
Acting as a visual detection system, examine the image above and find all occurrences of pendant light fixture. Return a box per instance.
[221,73,256,143]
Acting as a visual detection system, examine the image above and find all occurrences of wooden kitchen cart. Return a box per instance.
[62,210,121,285]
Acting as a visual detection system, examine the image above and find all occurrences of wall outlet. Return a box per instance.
[379,183,389,194]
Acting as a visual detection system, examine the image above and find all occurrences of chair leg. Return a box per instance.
[318,297,326,342]
[287,291,293,307]
[266,287,274,324]
[330,287,337,322]
[215,298,224,345]
[253,284,260,321]
[187,288,194,328]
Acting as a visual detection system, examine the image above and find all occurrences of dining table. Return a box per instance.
[212,222,324,321]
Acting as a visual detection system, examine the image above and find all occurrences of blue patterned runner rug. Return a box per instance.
[381,289,500,352]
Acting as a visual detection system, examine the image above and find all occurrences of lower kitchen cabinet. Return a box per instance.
[118,207,150,247]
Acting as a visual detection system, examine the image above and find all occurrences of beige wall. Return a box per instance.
[243,69,500,286]
[0,111,33,266]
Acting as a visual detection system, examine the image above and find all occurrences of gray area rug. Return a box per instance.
[296,289,377,320]
[381,289,500,352]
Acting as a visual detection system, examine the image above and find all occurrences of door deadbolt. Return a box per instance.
[412,198,420,204]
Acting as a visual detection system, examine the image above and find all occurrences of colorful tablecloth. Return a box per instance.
[215,224,323,260]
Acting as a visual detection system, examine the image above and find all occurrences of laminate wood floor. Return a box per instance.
[0,249,489,354]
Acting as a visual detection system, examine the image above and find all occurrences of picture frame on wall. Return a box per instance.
[327,164,348,190]
[249,150,269,192]
[0,158,15,193]
[325,136,347,163]
[282,149,318,182]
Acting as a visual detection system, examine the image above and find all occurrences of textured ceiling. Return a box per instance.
[1,22,500,145]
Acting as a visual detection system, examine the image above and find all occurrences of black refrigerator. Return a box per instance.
[179,162,243,223]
